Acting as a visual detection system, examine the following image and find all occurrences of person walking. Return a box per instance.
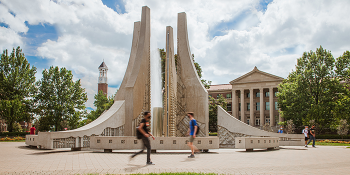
[307,125,316,147]
[186,112,199,158]
[30,125,36,135]
[278,126,283,133]
[302,126,309,147]
[130,111,155,165]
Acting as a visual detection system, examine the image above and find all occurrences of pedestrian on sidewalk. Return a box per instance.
[302,126,309,147]
[30,125,36,135]
[186,112,199,158]
[130,111,155,165]
[307,125,316,147]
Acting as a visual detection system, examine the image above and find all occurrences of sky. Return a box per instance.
[1,0,350,111]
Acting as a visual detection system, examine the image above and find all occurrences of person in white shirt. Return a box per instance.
[302,126,309,147]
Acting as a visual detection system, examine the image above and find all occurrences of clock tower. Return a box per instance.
[98,61,108,96]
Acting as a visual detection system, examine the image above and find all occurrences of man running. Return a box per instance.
[186,112,199,158]
[130,111,155,165]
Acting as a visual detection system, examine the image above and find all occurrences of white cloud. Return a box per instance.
[1,0,350,110]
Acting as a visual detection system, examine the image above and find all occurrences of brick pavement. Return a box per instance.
[0,142,349,174]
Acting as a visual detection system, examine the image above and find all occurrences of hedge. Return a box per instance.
[0,132,28,137]
[316,134,350,139]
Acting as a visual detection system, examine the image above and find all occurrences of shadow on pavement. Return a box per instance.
[124,163,147,172]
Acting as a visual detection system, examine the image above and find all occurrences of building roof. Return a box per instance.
[230,66,283,84]
[98,61,108,69]
[208,84,232,91]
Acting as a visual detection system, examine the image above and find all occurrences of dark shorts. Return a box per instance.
[305,137,309,141]
[189,135,195,143]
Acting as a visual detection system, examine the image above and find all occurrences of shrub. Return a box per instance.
[0,132,28,137]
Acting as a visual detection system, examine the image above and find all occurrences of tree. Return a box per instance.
[337,119,349,140]
[209,94,227,132]
[278,46,350,132]
[0,47,37,132]
[85,90,114,123]
[159,49,211,89]
[35,66,87,131]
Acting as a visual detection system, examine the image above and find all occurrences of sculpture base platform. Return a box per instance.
[90,136,219,151]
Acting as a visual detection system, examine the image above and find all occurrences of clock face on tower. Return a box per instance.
[99,78,102,82]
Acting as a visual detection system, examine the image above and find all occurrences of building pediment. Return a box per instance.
[230,66,283,84]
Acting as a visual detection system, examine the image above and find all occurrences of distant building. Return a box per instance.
[98,61,108,96]
[208,66,284,127]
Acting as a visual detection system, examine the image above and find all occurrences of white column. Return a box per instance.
[249,88,254,126]
[232,89,237,118]
[260,88,264,126]
[240,89,245,123]
[269,87,274,126]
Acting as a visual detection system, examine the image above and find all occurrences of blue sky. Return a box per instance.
[1,0,350,110]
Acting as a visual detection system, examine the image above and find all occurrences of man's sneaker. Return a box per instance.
[146,162,155,165]
[313,146,316,148]
[305,145,308,147]
[188,154,195,158]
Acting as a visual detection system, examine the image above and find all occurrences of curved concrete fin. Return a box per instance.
[114,21,141,101]
[177,12,209,136]
[124,6,151,136]
[36,101,125,149]
[217,105,303,146]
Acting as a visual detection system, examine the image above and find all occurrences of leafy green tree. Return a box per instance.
[278,46,350,132]
[86,90,114,122]
[159,49,211,89]
[0,47,37,132]
[35,66,87,131]
[335,51,350,82]
[209,94,227,132]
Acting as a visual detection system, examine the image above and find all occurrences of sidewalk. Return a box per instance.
[0,142,349,174]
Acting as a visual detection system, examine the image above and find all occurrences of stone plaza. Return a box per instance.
[1,142,350,174]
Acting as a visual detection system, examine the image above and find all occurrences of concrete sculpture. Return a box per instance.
[217,106,304,148]
[26,6,217,150]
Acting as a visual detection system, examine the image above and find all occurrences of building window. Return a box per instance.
[256,92,260,97]
[274,91,278,97]
[256,102,260,111]
[255,119,260,126]
[247,119,250,125]
[265,118,270,125]
[247,103,250,111]
[239,116,241,120]
[227,104,232,111]
[275,102,278,110]
[239,103,241,111]
[247,93,250,98]
[265,92,269,97]
[265,102,270,110]
[226,93,231,99]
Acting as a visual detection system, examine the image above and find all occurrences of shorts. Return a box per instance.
[305,137,309,141]
[189,135,195,143]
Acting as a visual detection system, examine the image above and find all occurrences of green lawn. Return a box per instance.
[309,141,350,146]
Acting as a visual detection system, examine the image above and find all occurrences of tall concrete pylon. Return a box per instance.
[122,6,151,136]
[163,26,177,137]
[176,12,209,137]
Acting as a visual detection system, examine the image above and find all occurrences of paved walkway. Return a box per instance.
[0,142,349,174]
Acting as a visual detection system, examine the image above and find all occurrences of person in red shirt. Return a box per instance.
[30,125,36,135]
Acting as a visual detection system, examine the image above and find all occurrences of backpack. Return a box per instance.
[192,120,200,135]
[136,126,143,139]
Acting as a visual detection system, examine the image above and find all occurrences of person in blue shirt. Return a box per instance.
[278,126,283,133]
[186,112,199,158]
